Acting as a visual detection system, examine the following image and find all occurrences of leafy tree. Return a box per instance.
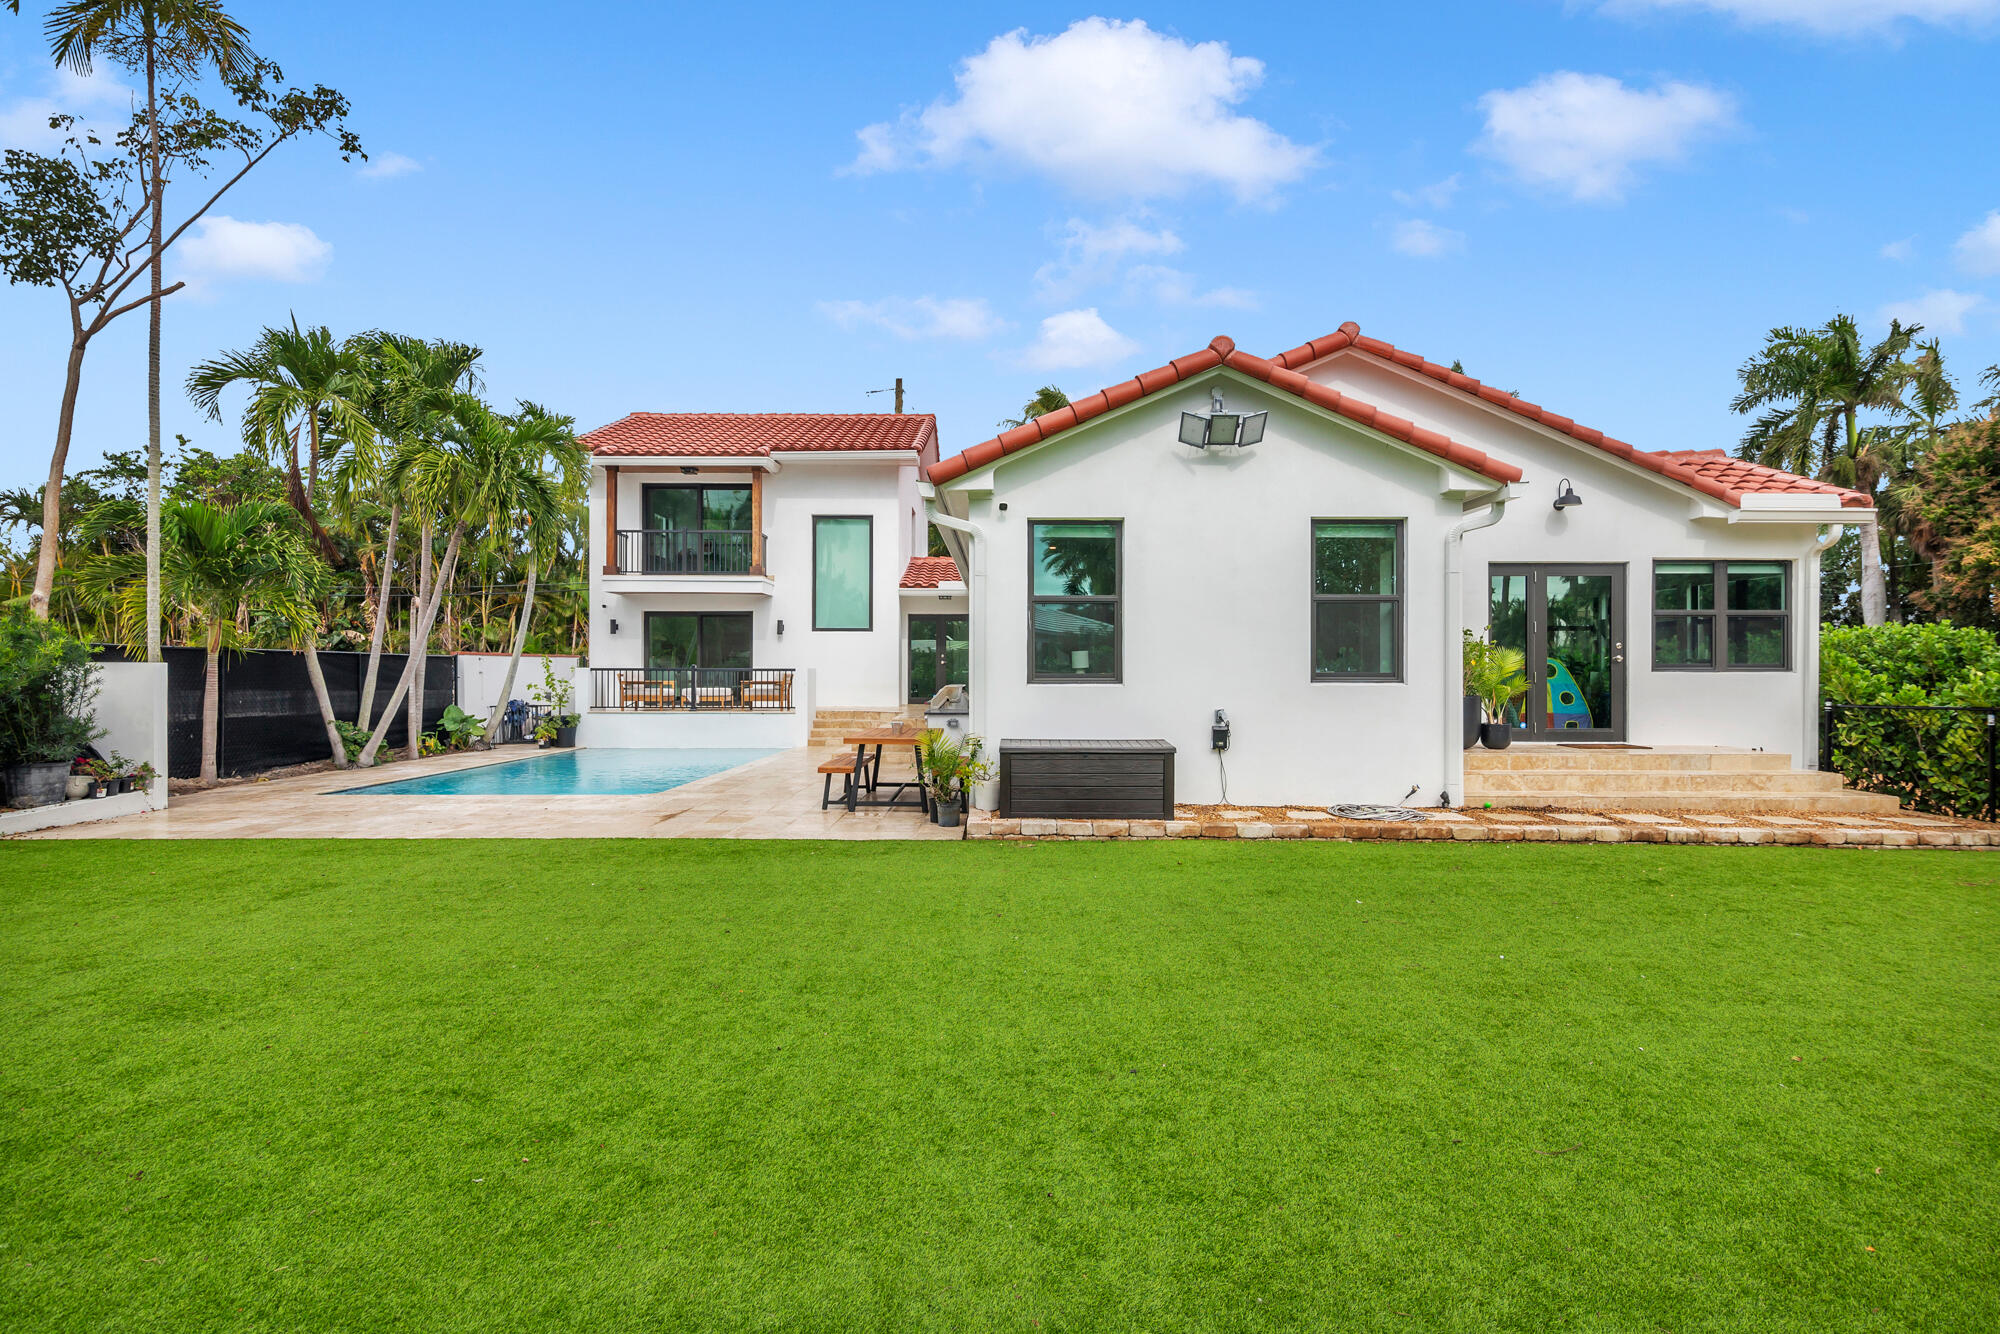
[1892,417,2000,628]
[0,52,359,623]
[1731,314,1920,625]
[998,385,1070,430]
[474,403,583,740]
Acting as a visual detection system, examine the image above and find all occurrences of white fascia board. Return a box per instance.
[601,574,776,596]
[1724,505,1870,526]
[899,582,968,599]
[590,454,774,471]
[766,450,920,464]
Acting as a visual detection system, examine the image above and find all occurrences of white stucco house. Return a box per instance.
[577,321,1869,811]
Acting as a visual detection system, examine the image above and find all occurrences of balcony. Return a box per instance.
[613,528,763,576]
[591,667,796,712]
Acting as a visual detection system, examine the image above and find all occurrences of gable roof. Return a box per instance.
[584,412,938,466]
[925,336,1524,487]
[900,556,962,588]
[1271,322,1873,510]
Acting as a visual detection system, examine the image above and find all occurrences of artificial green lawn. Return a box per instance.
[1,841,1994,1332]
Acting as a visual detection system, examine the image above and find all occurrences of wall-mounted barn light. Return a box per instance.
[1553,478,1583,510]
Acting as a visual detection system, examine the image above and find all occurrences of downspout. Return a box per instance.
[926,502,987,768]
[1803,522,1846,768]
[1442,486,1514,806]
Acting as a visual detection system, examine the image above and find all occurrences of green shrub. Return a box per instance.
[1821,623,1999,817]
[0,607,102,765]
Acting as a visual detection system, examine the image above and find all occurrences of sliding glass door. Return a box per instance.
[644,612,752,672]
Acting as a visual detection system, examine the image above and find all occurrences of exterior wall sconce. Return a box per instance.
[1553,478,1583,510]
[776,619,786,637]
[1178,387,1266,450]
[608,619,619,635]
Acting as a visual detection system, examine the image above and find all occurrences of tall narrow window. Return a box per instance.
[1029,520,1120,681]
[813,516,872,630]
[1652,561,1790,670]
[1312,520,1402,680]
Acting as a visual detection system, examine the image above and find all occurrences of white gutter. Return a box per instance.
[925,503,988,784]
[1442,486,1515,806]
[1802,523,1846,769]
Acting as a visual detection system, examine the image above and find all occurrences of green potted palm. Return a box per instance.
[919,729,993,828]
[1466,641,1528,749]
[0,609,101,809]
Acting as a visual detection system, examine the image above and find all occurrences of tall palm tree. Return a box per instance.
[77,497,324,785]
[998,385,1070,430]
[45,1,256,667]
[476,403,583,741]
[1731,315,1920,625]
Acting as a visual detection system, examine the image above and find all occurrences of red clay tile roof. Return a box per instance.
[1649,450,1872,507]
[925,336,1525,487]
[1270,322,1873,510]
[900,556,962,588]
[584,413,938,467]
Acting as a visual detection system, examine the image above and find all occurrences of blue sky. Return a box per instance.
[2,1,1997,496]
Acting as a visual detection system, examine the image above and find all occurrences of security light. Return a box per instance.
[1208,412,1241,445]
[1177,406,1268,450]
[1553,478,1583,510]
[1178,412,1209,447]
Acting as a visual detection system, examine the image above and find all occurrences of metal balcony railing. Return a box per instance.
[613,529,759,575]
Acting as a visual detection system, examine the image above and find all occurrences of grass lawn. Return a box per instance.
[1,841,1994,1332]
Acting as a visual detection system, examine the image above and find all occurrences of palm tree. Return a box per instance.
[77,497,324,785]
[45,1,256,667]
[476,403,583,741]
[998,385,1070,430]
[1975,364,2000,419]
[356,396,563,766]
[1731,315,1920,625]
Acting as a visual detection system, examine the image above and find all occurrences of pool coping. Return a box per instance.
[327,745,782,797]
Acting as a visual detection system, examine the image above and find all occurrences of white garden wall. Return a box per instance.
[0,660,168,836]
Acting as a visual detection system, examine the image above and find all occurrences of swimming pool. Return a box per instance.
[337,747,778,796]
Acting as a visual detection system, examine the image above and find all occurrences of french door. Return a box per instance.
[1487,564,1626,741]
[908,615,969,702]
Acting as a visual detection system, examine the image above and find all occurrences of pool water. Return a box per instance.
[336,747,778,796]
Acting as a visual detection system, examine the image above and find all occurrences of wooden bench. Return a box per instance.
[818,753,860,810]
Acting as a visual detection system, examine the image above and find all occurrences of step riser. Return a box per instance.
[1466,753,1794,773]
[1468,774,1852,795]
[1472,793,1903,814]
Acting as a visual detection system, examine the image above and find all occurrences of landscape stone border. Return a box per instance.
[966,814,1999,849]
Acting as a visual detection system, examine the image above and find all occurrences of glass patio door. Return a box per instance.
[1487,565,1625,741]
[908,615,969,702]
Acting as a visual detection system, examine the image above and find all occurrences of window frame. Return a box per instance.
[811,514,874,632]
[1650,559,1792,673]
[638,482,753,531]
[642,610,753,670]
[1310,518,1405,683]
[1027,518,1123,684]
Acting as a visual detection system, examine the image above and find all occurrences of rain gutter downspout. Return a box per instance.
[1443,485,1514,806]
[1804,521,1846,768]
[926,502,988,785]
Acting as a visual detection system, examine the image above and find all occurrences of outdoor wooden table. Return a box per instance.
[840,726,928,813]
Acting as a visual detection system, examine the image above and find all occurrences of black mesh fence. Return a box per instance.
[93,647,455,780]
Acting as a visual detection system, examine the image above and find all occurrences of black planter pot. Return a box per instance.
[1463,695,1482,750]
[1479,722,1514,750]
[554,725,578,748]
[936,801,961,828]
[2,761,72,810]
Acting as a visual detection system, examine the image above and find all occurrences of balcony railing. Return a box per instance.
[613,528,760,575]
[592,667,796,712]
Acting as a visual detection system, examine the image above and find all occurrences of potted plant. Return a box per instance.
[1461,631,1489,750]
[128,760,158,795]
[83,756,117,798]
[0,608,101,809]
[920,729,994,828]
[530,659,580,747]
[1466,642,1528,750]
[106,753,133,794]
[66,759,94,801]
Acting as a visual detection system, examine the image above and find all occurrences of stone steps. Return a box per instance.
[1468,790,1902,814]
[1463,745,1901,814]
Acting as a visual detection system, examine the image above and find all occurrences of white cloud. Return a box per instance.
[173,216,332,292]
[846,18,1316,201]
[1391,174,1462,211]
[1390,219,1466,258]
[0,66,131,151]
[1880,236,1915,261]
[1878,289,1984,335]
[817,296,1006,341]
[1598,0,2000,36]
[1016,308,1138,371]
[1953,210,2000,276]
[358,151,422,180]
[1033,217,1183,298]
[1474,72,1737,203]
[1123,264,1258,309]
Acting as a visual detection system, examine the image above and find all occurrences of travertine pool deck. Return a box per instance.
[18,745,956,841]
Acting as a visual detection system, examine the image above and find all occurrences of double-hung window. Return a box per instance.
[813,516,872,631]
[1312,520,1402,680]
[1653,561,1790,670]
[1029,520,1119,681]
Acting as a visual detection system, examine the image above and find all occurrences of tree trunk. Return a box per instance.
[484,553,538,740]
[30,337,89,620]
[1858,517,1888,626]
[200,626,222,786]
[406,517,433,759]
[144,34,164,663]
[358,500,399,728]
[359,527,464,767]
[300,641,350,769]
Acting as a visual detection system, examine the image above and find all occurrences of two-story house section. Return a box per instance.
[580,411,953,749]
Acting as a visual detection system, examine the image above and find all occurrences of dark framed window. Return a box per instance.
[1029,520,1120,681]
[641,484,752,531]
[645,612,752,670]
[813,515,872,630]
[1312,520,1402,680]
[1653,561,1790,671]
